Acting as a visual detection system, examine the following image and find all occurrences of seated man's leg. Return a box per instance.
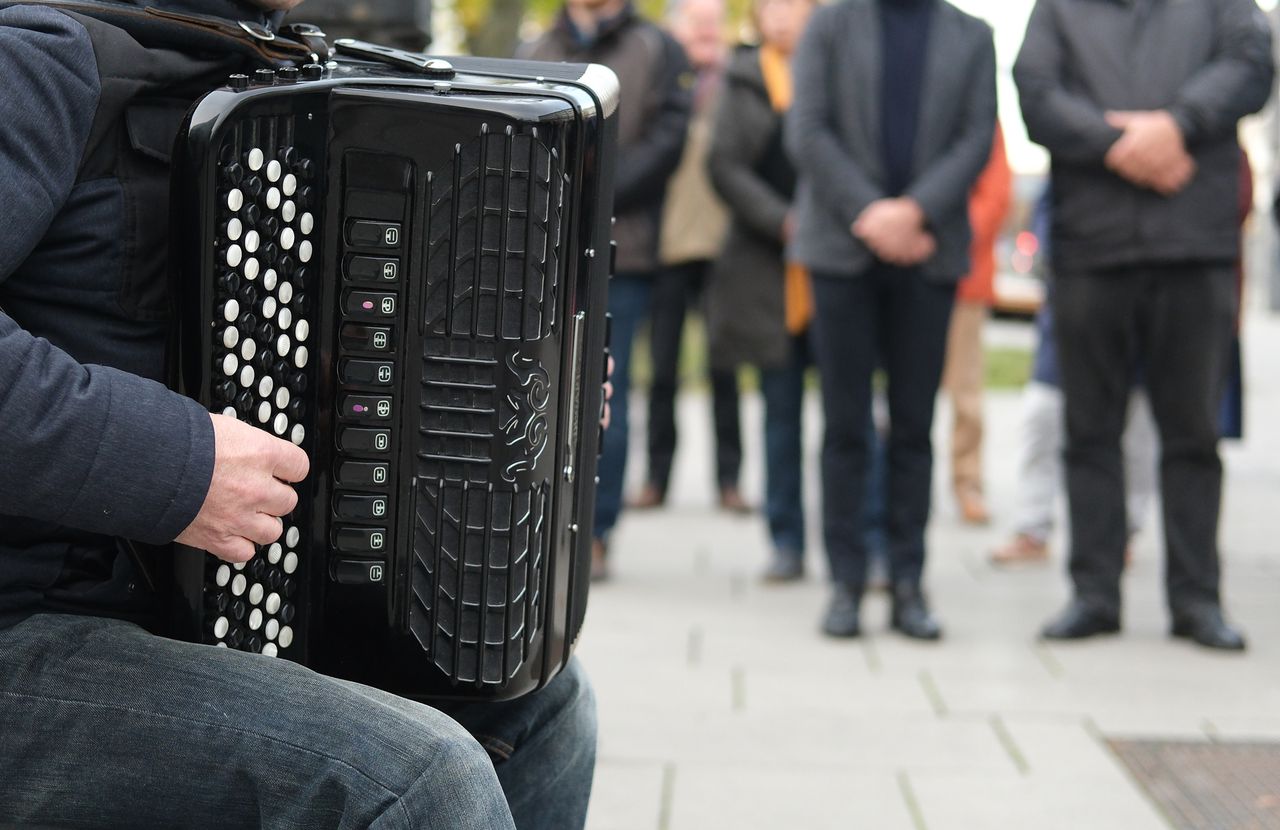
[0,613,515,830]
[447,658,597,830]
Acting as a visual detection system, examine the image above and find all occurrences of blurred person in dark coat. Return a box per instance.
[1015,0,1272,650]
[706,0,817,581]
[786,0,996,640]
[521,0,692,581]
[632,0,749,515]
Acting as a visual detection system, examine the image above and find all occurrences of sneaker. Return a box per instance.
[990,533,1049,566]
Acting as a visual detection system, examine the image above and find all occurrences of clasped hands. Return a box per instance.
[1104,110,1195,196]
[851,197,935,267]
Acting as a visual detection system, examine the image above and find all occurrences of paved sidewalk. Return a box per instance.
[576,314,1280,830]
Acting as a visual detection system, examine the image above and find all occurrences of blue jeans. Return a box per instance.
[759,335,809,555]
[594,272,654,540]
[0,614,597,829]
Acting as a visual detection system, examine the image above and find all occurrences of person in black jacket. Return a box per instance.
[521,0,692,581]
[0,2,596,826]
[1015,0,1273,651]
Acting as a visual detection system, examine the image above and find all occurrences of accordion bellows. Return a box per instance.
[170,51,618,701]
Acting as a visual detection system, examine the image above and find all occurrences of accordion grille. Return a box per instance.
[411,127,565,685]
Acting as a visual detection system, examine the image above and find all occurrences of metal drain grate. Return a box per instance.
[1110,739,1280,830]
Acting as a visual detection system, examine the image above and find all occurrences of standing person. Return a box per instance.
[0,2,598,827]
[1015,0,1272,650]
[706,0,817,581]
[787,0,996,640]
[522,0,692,581]
[943,123,1012,525]
[633,0,749,514]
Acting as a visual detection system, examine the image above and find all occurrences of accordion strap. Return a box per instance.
[0,0,322,66]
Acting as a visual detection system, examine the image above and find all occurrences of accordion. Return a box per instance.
[168,41,619,702]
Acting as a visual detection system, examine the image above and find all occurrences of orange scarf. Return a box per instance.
[760,44,812,335]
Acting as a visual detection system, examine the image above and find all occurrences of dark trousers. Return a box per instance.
[759,335,811,555]
[810,268,955,590]
[1054,264,1235,617]
[646,260,743,493]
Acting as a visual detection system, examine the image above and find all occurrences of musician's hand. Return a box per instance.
[601,356,615,431]
[176,413,310,564]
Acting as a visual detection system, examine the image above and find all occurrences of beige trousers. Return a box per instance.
[942,300,987,494]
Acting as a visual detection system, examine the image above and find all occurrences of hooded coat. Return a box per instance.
[0,0,274,630]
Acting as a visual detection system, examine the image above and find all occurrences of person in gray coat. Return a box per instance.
[786,0,995,641]
[1014,0,1273,650]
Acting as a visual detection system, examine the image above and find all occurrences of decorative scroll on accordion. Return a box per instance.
[170,46,619,701]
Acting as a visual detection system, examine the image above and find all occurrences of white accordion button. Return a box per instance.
[275,387,290,410]
[300,213,314,235]
[261,642,278,658]
[298,241,313,263]
[221,298,239,322]
[221,406,236,418]
[213,616,230,640]
[257,401,271,424]
[262,269,278,291]
[267,542,282,564]
[261,296,277,320]
[224,245,242,268]
[233,561,245,571]
[295,320,309,341]
[276,334,291,357]
[215,564,231,587]
[285,526,300,548]
[240,338,256,362]
[238,365,255,389]
[244,230,260,254]
[243,257,260,281]
[248,608,263,631]
[294,346,309,369]
[221,354,238,377]
[226,217,243,241]
[290,424,305,445]
[282,200,296,222]
[280,228,295,250]
[231,573,247,596]
[266,188,281,211]
[247,148,264,171]
[282,174,297,197]
[265,618,280,642]
[258,376,274,399]
[277,307,293,331]
[249,582,264,606]
[273,413,287,436]
[278,283,294,306]
[265,592,281,614]
[222,326,239,349]
[266,160,282,182]
[278,626,294,649]
[282,552,298,575]
[227,189,244,212]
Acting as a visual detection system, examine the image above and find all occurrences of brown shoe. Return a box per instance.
[718,486,752,515]
[590,538,610,582]
[990,533,1049,566]
[628,483,665,510]
[956,486,991,526]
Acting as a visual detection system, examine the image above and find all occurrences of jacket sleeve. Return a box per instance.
[0,6,215,544]
[1167,0,1275,146]
[613,29,693,213]
[785,6,884,225]
[905,26,997,227]
[707,77,790,243]
[1013,0,1123,165]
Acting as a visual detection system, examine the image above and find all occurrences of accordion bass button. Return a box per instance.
[300,63,323,81]
[277,67,299,85]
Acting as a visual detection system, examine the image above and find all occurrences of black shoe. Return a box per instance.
[821,583,862,638]
[762,549,804,583]
[890,584,942,641]
[1171,606,1247,652]
[1040,602,1120,640]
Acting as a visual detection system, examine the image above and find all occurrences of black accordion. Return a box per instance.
[169,42,618,701]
